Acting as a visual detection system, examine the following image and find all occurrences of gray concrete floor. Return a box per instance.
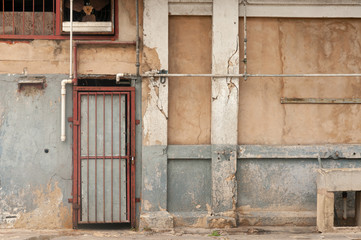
[2,227,361,240]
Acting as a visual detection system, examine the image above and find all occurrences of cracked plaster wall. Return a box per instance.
[238,18,361,145]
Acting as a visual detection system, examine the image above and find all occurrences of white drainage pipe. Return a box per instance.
[60,0,74,142]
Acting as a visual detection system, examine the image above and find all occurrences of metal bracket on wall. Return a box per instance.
[281,97,361,104]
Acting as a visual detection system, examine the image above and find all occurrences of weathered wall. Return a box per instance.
[237,159,361,226]
[238,18,361,145]
[0,75,73,228]
[168,16,212,145]
[0,0,140,229]
[0,0,137,75]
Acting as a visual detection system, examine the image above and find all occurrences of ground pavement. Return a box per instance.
[2,226,361,240]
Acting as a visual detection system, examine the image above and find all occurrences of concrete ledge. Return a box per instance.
[139,211,174,231]
[206,216,237,228]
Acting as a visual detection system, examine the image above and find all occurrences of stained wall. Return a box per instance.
[168,16,212,145]
[238,18,361,145]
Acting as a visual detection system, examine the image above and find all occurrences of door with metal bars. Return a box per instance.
[72,87,135,227]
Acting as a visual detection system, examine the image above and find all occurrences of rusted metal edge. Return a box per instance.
[281,97,361,104]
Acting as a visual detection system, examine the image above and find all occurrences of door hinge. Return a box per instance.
[131,156,135,165]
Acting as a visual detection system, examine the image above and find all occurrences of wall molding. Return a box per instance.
[168,0,361,18]
[167,144,361,159]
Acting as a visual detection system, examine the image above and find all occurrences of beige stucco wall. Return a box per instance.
[238,18,361,145]
[168,16,212,145]
[0,0,137,75]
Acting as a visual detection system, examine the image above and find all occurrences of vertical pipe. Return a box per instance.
[103,93,105,222]
[87,94,90,222]
[95,93,97,222]
[243,0,247,80]
[69,0,73,79]
[135,0,140,77]
[111,93,114,222]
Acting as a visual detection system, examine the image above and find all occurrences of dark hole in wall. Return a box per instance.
[334,191,357,227]
[77,78,131,86]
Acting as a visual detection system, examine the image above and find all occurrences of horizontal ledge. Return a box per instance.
[168,145,211,159]
[168,2,361,18]
[281,98,361,104]
[238,145,361,159]
[167,145,361,159]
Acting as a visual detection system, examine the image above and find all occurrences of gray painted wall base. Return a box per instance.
[238,210,316,226]
[142,146,168,212]
[139,211,174,230]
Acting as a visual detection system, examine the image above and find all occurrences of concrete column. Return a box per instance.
[208,0,239,228]
[356,191,361,226]
[140,0,173,230]
[316,189,334,232]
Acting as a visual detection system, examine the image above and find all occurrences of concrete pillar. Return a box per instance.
[207,0,239,228]
[356,191,361,226]
[140,0,173,230]
[316,189,334,232]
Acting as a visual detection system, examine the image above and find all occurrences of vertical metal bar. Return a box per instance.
[111,93,114,222]
[72,89,79,228]
[126,93,130,221]
[130,89,136,227]
[42,0,45,34]
[55,0,60,35]
[77,92,82,223]
[2,0,4,34]
[95,93,97,222]
[23,0,25,34]
[103,93,105,222]
[52,0,54,35]
[32,0,34,35]
[119,94,121,221]
[12,0,14,34]
[87,94,89,222]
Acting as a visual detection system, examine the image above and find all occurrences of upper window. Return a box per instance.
[0,0,115,39]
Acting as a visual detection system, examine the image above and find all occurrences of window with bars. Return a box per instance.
[0,0,115,39]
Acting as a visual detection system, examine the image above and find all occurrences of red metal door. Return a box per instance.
[72,86,135,228]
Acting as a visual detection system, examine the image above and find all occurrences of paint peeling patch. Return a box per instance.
[142,46,161,72]
[0,186,28,228]
[14,182,71,229]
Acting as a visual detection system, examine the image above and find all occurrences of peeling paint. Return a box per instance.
[14,182,71,229]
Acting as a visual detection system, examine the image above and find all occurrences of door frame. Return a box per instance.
[71,86,136,228]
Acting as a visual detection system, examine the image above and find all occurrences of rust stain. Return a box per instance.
[14,182,72,229]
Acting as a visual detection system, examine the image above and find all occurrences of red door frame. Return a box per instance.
[71,86,136,228]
